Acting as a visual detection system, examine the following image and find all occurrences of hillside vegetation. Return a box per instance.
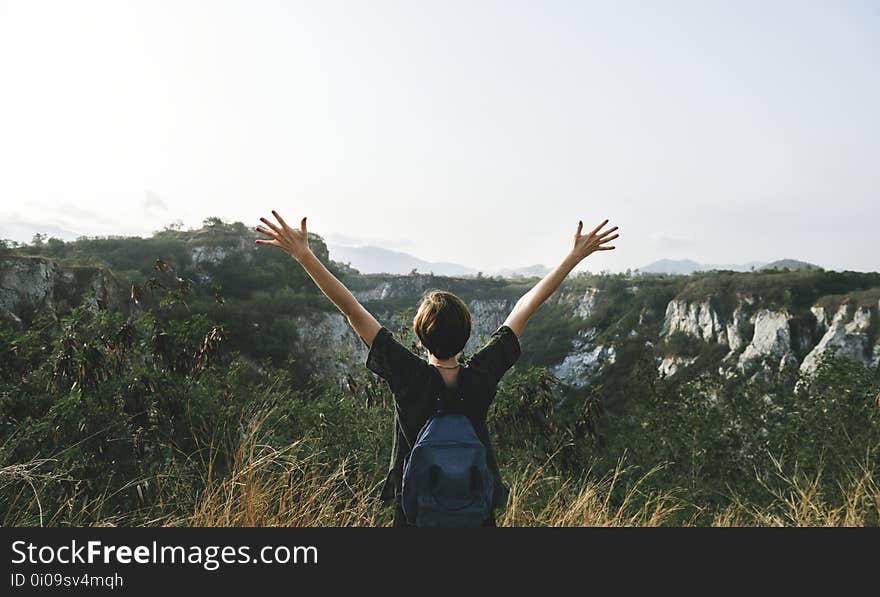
[1,220,879,526]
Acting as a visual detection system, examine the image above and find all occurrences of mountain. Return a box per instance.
[328,243,550,278]
[327,244,478,276]
[490,264,552,279]
[639,259,703,275]
[760,259,822,272]
[640,259,766,275]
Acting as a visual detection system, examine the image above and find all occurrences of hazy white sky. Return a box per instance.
[1,1,878,272]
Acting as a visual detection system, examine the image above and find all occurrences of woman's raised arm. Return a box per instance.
[502,219,618,338]
[256,210,381,347]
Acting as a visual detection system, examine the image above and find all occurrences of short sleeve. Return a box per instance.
[466,325,521,385]
[365,326,425,394]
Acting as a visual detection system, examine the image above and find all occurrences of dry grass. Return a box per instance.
[181,443,384,527]
[500,458,683,527]
[0,458,61,527]
[174,439,880,527]
[173,410,385,527]
[4,418,878,527]
[710,459,880,527]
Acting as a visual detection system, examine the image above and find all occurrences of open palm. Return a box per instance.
[255,210,311,261]
[571,219,618,262]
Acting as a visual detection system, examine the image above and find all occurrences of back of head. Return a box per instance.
[412,290,472,360]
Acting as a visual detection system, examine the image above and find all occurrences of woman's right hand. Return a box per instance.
[570,219,619,262]
[255,210,312,262]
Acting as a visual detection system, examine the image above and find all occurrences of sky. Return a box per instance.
[1,0,878,273]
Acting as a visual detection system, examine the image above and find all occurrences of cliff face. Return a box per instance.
[0,257,57,320]
[662,299,725,343]
[293,310,370,379]
[339,275,878,386]
[0,256,127,326]
[186,232,330,269]
[545,287,617,386]
[552,338,617,387]
[800,302,879,375]
[291,294,520,380]
[3,237,878,389]
[657,294,879,381]
[736,309,798,375]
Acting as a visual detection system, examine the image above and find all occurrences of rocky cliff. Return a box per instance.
[186,231,330,269]
[331,273,880,386]
[3,233,879,389]
[656,292,880,381]
[0,256,128,327]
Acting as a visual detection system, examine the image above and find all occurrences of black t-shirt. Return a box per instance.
[363,324,522,513]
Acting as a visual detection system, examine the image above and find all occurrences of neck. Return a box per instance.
[428,355,459,369]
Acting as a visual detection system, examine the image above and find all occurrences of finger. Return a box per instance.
[255,239,281,248]
[272,210,291,232]
[588,219,609,237]
[597,233,619,244]
[576,220,583,236]
[301,216,307,235]
[255,226,277,238]
[596,226,619,240]
[595,245,616,251]
[259,217,282,235]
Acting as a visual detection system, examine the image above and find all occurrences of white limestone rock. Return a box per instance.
[350,275,436,302]
[189,237,255,268]
[553,286,602,320]
[467,298,513,341]
[725,303,751,353]
[0,256,126,318]
[638,306,659,326]
[573,288,601,320]
[847,305,872,335]
[190,246,230,267]
[550,340,616,388]
[799,304,872,375]
[661,299,725,343]
[658,355,697,378]
[0,256,58,313]
[737,310,793,373]
[811,305,829,332]
[352,281,396,302]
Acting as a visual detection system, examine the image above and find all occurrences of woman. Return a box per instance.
[255,211,618,526]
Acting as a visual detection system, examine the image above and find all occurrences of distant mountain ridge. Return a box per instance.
[327,243,550,279]
[331,245,825,279]
[640,258,821,275]
[639,259,766,275]
[761,259,823,272]
[327,244,476,276]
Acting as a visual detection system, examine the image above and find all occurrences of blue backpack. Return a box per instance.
[401,392,495,527]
